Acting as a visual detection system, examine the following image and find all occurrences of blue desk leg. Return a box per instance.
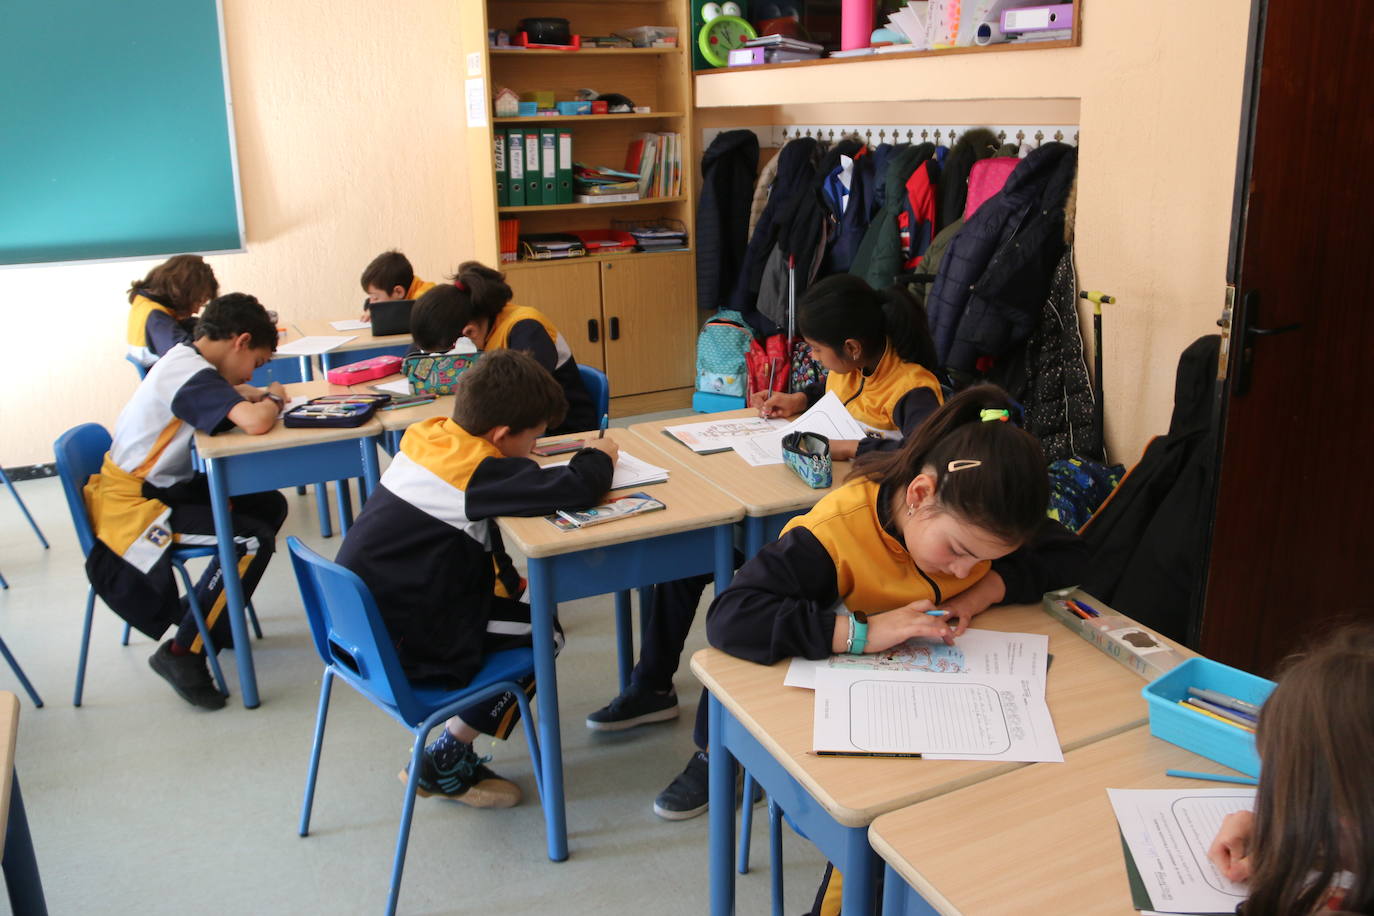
[332,480,353,536]
[713,524,734,594]
[526,558,568,862]
[881,862,941,916]
[743,515,766,559]
[314,484,333,539]
[3,770,47,916]
[841,827,882,916]
[204,457,258,709]
[614,591,633,693]
[360,437,380,497]
[708,695,738,916]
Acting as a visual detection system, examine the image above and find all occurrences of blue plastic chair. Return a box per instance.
[54,423,245,706]
[0,635,43,708]
[286,537,545,916]
[578,364,610,419]
[124,353,150,380]
[0,463,51,591]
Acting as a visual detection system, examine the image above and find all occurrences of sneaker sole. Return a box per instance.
[653,799,709,821]
[397,769,521,809]
[147,653,226,711]
[585,705,680,732]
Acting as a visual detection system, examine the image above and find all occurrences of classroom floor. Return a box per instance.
[0,410,826,916]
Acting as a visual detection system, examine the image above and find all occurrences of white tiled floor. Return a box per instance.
[0,416,825,915]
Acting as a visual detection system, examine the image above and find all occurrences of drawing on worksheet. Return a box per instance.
[830,640,967,673]
[662,416,786,454]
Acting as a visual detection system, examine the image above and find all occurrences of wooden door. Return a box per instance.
[504,259,605,371]
[1199,1,1374,674]
[600,251,696,396]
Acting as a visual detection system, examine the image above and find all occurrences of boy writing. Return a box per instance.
[358,249,436,321]
[336,349,617,806]
[85,293,290,710]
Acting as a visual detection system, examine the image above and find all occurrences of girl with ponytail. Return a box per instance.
[749,273,943,460]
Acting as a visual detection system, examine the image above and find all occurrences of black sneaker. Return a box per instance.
[148,640,226,710]
[652,751,766,821]
[398,745,521,808]
[585,686,679,731]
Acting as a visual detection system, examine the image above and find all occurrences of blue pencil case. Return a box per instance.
[781,431,832,489]
[1142,657,1275,777]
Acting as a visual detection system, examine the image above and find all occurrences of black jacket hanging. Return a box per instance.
[696,129,760,312]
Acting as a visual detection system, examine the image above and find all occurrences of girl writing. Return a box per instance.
[749,273,943,460]
[1208,626,1373,915]
[125,254,220,368]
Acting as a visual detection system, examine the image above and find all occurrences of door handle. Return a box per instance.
[1234,290,1301,396]
[588,319,599,343]
[609,317,620,340]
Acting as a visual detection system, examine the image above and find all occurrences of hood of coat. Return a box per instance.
[701,128,760,174]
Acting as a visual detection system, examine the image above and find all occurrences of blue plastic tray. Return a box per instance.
[1142,657,1275,777]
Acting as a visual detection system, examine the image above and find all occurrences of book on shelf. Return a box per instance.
[556,128,573,204]
[523,129,542,205]
[573,192,641,204]
[506,128,526,205]
[494,132,508,206]
[539,128,557,202]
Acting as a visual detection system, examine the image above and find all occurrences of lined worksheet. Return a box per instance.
[812,668,1063,761]
[662,416,787,454]
[785,629,1049,691]
[1108,788,1255,914]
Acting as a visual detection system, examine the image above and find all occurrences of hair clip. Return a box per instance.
[947,459,982,472]
[455,279,468,292]
[980,409,1010,423]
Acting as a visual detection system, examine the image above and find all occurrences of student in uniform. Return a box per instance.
[86,293,289,710]
[750,273,945,459]
[358,249,436,321]
[125,254,220,368]
[406,283,469,355]
[441,260,597,436]
[336,349,618,807]
[1207,626,1374,916]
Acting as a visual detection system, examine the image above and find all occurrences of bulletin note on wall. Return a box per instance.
[812,668,1063,761]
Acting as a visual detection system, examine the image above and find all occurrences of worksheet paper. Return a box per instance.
[275,335,356,356]
[1107,788,1255,914]
[785,629,1048,692]
[373,379,413,396]
[812,667,1063,761]
[733,391,869,467]
[329,319,372,331]
[546,451,669,490]
[663,416,787,454]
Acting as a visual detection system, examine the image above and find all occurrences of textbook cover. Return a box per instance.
[547,492,666,531]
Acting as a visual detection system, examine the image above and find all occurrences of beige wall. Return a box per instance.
[0,0,476,465]
[1,0,1247,467]
[695,0,1250,464]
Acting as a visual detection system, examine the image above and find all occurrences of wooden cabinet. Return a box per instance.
[506,250,695,395]
[460,0,696,399]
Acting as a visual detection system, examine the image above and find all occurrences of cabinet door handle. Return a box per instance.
[588,319,599,343]
[609,317,620,340]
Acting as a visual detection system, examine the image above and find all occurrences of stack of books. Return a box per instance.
[573,163,641,204]
[625,132,682,199]
[738,34,824,63]
[627,225,688,251]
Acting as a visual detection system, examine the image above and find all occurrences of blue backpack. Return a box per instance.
[696,309,753,397]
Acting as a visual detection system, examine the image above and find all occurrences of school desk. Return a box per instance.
[693,604,1190,916]
[494,429,744,862]
[0,692,45,915]
[869,725,1242,916]
[627,409,850,557]
[192,380,384,708]
[292,318,411,371]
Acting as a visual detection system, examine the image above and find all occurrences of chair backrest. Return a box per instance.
[285,536,426,724]
[125,354,149,380]
[53,423,112,558]
[578,364,610,419]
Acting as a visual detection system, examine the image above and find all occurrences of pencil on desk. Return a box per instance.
[1177,699,1255,732]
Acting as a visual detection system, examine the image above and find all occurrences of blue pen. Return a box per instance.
[1166,769,1259,786]
[598,413,609,439]
[925,610,949,617]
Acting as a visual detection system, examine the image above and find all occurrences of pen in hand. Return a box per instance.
[598,413,609,439]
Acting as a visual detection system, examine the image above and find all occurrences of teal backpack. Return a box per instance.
[696,309,753,397]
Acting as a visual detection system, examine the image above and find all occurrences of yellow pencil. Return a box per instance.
[1177,699,1255,733]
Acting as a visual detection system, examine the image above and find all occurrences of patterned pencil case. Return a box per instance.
[781,431,832,489]
[282,395,389,428]
[402,351,482,396]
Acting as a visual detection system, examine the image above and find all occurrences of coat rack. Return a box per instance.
[702,124,1080,151]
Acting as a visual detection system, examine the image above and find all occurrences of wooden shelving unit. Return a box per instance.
[461,0,697,398]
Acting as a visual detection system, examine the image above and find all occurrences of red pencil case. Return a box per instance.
[325,355,402,386]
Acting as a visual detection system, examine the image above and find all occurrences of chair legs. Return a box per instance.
[299,668,335,837]
[0,568,7,590]
[0,635,43,708]
[171,560,228,697]
[123,605,260,645]
[74,587,98,707]
[0,467,49,550]
[388,733,428,916]
[769,800,784,916]
[739,773,757,874]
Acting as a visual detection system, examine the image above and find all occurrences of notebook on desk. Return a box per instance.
[368,298,415,336]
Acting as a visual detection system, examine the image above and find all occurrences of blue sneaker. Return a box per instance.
[398,745,521,808]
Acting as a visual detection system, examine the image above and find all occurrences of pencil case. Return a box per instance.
[282,395,388,428]
[324,355,403,386]
[781,431,832,489]
[1143,657,1275,777]
[402,351,482,396]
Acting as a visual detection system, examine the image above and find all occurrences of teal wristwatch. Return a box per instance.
[846,611,869,655]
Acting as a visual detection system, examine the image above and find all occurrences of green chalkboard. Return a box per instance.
[0,0,243,265]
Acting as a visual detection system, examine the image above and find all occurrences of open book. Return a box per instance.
[546,492,666,531]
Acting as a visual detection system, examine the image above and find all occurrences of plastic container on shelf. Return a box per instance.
[572,229,636,254]
[1142,657,1276,777]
